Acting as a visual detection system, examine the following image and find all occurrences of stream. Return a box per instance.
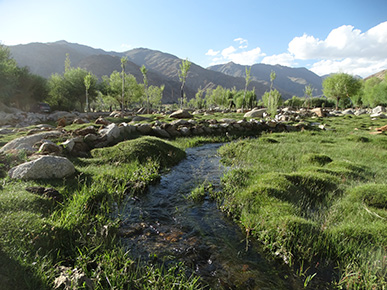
[119,143,301,289]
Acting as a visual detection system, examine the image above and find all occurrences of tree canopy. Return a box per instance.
[322,73,362,109]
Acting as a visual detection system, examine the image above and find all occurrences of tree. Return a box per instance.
[105,71,143,109]
[48,67,97,111]
[322,73,362,110]
[14,67,48,110]
[304,84,313,109]
[0,44,18,104]
[264,70,281,118]
[121,56,128,111]
[84,73,93,112]
[148,84,164,109]
[178,58,191,109]
[140,65,149,113]
[242,66,252,112]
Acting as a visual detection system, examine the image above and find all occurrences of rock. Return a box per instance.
[72,118,85,124]
[169,109,193,119]
[372,106,385,114]
[61,139,75,152]
[243,108,267,118]
[73,126,96,136]
[342,109,354,115]
[57,118,67,127]
[165,125,181,137]
[370,112,387,119]
[95,116,110,125]
[152,126,170,138]
[170,119,190,127]
[38,141,62,155]
[136,123,152,134]
[311,107,325,117]
[132,116,150,122]
[99,123,121,143]
[9,156,75,179]
[0,131,62,153]
[180,127,191,136]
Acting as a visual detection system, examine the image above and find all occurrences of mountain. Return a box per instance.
[208,62,323,97]
[364,69,387,81]
[8,40,323,103]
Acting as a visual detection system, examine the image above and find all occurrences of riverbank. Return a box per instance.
[218,114,387,289]
[0,112,386,289]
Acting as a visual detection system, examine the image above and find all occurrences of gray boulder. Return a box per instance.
[9,156,75,179]
[372,106,385,114]
[0,131,62,153]
[244,108,266,118]
[169,109,193,119]
[99,123,121,143]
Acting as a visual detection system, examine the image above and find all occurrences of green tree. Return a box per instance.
[322,73,362,110]
[264,70,281,117]
[148,84,164,110]
[361,76,387,107]
[140,65,150,113]
[121,56,128,111]
[304,84,314,109]
[14,67,48,110]
[84,73,93,112]
[242,66,252,112]
[105,71,143,109]
[0,44,18,104]
[48,67,97,111]
[178,58,191,109]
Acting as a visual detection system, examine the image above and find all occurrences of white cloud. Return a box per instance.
[205,49,220,56]
[286,21,387,76]
[234,37,248,49]
[261,53,295,67]
[205,22,387,77]
[206,40,265,66]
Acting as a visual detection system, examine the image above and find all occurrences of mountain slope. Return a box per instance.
[9,40,322,103]
[208,62,323,97]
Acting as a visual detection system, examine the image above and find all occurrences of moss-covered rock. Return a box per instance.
[91,136,186,168]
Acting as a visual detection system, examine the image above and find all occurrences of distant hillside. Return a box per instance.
[364,69,387,81]
[208,62,323,97]
[8,40,327,103]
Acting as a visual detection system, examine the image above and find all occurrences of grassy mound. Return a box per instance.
[91,136,186,168]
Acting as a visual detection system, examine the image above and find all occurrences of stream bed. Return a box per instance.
[119,143,301,289]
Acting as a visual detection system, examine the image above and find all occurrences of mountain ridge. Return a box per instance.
[8,40,328,102]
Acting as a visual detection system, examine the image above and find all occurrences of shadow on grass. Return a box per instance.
[0,248,49,290]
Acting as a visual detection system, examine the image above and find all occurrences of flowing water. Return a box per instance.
[119,143,301,289]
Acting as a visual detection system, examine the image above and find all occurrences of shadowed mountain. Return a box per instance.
[208,62,323,97]
[9,40,324,103]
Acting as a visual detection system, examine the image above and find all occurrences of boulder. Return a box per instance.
[243,108,266,118]
[311,108,325,117]
[99,123,121,143]
[136,123,152,134]
[169,109,193,119]
[0,131,62,153]
[342,109,354,115]
[38,141,62,155]
[152,127,170,138]
[8,156,75,179]
[372,106,385,114]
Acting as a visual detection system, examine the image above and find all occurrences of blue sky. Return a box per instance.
[1,0,386,77]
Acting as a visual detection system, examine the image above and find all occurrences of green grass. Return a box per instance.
[218,115,387,289]
[0,136,206,289]
[1,114,386,289]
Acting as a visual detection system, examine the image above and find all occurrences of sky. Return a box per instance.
[1,0,387,78]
